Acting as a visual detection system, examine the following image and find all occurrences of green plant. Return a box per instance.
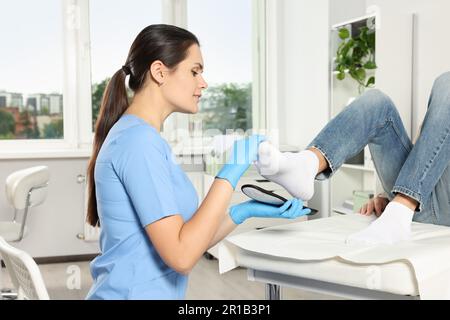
[0,109,15,137]
[335,19,377,92]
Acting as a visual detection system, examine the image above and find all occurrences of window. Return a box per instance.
[0,0,64,140]
[187,0,254,135]
[0,0,266,154]
[89,0,162,129]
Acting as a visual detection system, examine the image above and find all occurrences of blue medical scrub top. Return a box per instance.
[86,114,198,300]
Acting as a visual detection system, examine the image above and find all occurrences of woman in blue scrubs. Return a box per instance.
[85,24,310,300]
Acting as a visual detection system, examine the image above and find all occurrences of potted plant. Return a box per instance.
[335,18,377,93]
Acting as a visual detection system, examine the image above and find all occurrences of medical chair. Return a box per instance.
[0,166,50,299]
[0,236,49,300]
[0,166,50,242]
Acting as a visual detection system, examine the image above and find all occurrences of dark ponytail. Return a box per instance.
[86,24,199,227]
[86,69,128,227]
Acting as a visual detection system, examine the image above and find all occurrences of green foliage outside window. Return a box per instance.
[19,110,39,139]
[198,83,252,133]
[0,109,15,138]
[91,80,252,133]
[91,78,109,130]
[43,119,63,139]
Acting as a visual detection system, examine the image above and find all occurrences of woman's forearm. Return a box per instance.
[207,214,238,249]
[178,178,233,268]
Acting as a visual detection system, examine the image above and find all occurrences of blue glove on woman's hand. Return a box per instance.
[216,135,266,189]
[229,198,311,225]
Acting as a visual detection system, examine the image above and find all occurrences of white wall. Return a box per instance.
[366,0,450,136]
[274,0,329,149]
[274,0,368,148]
[330,0,366,25]
[0,158,99,258]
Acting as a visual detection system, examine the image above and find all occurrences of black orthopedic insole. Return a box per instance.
[241,184,318,215]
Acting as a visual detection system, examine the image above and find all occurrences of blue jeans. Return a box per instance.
[307,72,450,226]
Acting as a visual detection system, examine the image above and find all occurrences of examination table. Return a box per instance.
[218,214,450,300]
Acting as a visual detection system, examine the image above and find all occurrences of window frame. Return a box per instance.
[0,0,268,156]
[163,0,268,143]
[0,0,79,152]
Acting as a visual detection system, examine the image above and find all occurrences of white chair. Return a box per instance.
[0,166,50,242]
[0,166,49,299]
[0,236,49,299]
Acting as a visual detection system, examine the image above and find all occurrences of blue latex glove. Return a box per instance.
[216,135,266,189]
[229,198,311,225]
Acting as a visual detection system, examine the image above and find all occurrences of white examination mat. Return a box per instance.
[219,214,450,299]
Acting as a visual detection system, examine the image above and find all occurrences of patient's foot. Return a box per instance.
[255,142,319,200]
[346,201,414,245]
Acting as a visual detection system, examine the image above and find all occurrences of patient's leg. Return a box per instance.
[392,72,450,220]
[257,89,412,201]
[349,72,450,244]
[256,89,422,244]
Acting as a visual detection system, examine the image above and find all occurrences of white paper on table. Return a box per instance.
[219,214,450,299]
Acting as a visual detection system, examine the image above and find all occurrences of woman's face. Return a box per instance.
[162,44,208,114]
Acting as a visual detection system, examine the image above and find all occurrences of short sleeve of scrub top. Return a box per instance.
[115,128,179,227]
[86,115,198,300]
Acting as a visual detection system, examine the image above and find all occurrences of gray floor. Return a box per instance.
[1,255,341,300]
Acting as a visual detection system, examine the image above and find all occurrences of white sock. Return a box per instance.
[346,201,414,245]
[255,141,319,200]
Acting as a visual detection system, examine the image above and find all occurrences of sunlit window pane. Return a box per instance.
[187,0,253,134]
[0,0,64,140]
[89,0,162,129]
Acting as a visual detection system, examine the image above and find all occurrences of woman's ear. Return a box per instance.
[150,60,167,86]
